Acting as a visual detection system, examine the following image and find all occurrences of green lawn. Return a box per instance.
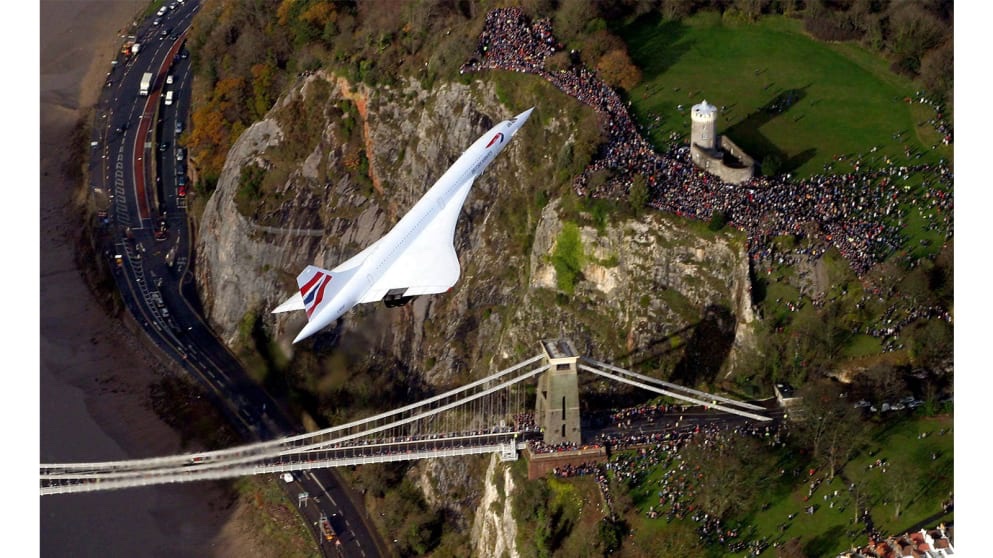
[618,12,951,179]
[614,413,953,556]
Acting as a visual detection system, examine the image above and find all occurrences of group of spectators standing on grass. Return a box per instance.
[531,402,791,553]
[460,7,953,280]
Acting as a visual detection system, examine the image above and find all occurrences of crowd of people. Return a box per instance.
[457,10,952,551]
[460,7,954,279]
[604,420,786,553]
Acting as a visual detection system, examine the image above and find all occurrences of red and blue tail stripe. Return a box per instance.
[301,270,333,318]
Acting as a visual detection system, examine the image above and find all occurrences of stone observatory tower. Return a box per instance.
[688,99,755,184]
[690,100,718,151]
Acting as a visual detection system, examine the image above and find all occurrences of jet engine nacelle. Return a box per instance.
[383,288,416,308]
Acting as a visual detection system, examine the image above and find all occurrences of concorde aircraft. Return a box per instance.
[273,107,534,343]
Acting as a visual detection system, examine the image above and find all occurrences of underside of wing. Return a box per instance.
[358,179,473,303]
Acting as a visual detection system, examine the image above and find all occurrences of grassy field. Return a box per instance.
[618,12,951,179]
[616,413,953,557]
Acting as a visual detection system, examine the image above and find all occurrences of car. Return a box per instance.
[177,184,187,197]
[177,174,187,187]
[153,17,161,26]
[166,74,173,85]
[180,49,189,59]
[176,148,184,161]
[160,28,169,39]
[159,142,168,152]
[157,7,166,17]
[175,120,183,134]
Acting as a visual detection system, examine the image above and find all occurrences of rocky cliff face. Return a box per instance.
[194,71,756,538]
[197,71,754,374]
[512,199,755,374]
[471,455,519,558]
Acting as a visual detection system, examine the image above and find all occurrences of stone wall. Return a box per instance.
[525,446,607,479]
[690,135,755,185]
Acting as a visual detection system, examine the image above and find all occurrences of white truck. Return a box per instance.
[164,90,173,105]
[139,72,153,96]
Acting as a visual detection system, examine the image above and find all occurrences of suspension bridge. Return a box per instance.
[40,340,773,496]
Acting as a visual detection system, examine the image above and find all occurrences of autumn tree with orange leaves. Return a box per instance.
[596,47,642,92]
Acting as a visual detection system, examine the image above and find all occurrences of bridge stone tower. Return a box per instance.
[535,339,582,446]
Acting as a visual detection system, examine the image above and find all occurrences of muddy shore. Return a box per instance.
[38,2,240,556]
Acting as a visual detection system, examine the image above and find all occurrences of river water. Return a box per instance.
[38,2,232,556]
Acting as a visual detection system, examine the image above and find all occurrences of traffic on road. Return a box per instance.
[87,1,383,555]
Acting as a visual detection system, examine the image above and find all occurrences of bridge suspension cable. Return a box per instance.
[41,353,547,495]
[42,344,773,496]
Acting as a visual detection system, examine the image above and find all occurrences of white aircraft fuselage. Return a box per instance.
[275,107,534,343]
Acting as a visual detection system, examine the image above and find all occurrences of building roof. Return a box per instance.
[691,100,717,118]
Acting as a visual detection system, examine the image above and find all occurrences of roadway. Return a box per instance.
[86,1,383,556]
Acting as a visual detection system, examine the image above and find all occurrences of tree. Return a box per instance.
[680,434,768,519]
[659,0,695,21]
[628,173,649,216]
[919,41,953,100]
[596,48,642,92]
[882,460,920,520]
[777,538,808,558]
[632,518,703,555]
[794,379,866,480]
[551,222,584,295]
[554,0,599,45]
[906,319,952,371]
[885,3,947,77]
[733,0,769,22]
[708,210,727,231]
[596,517,626,555]
[545,51,571,73]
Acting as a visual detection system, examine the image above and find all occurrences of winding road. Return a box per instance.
[85,2,383,556]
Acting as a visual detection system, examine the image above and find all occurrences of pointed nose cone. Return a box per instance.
[515,107,535,123]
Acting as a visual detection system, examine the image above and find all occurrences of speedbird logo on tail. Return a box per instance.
[485,133,505,148]
[301,271,333,317]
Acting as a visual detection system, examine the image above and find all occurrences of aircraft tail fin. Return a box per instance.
[272,264,359,322]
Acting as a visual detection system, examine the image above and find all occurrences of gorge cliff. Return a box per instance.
[192,70,757,544]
